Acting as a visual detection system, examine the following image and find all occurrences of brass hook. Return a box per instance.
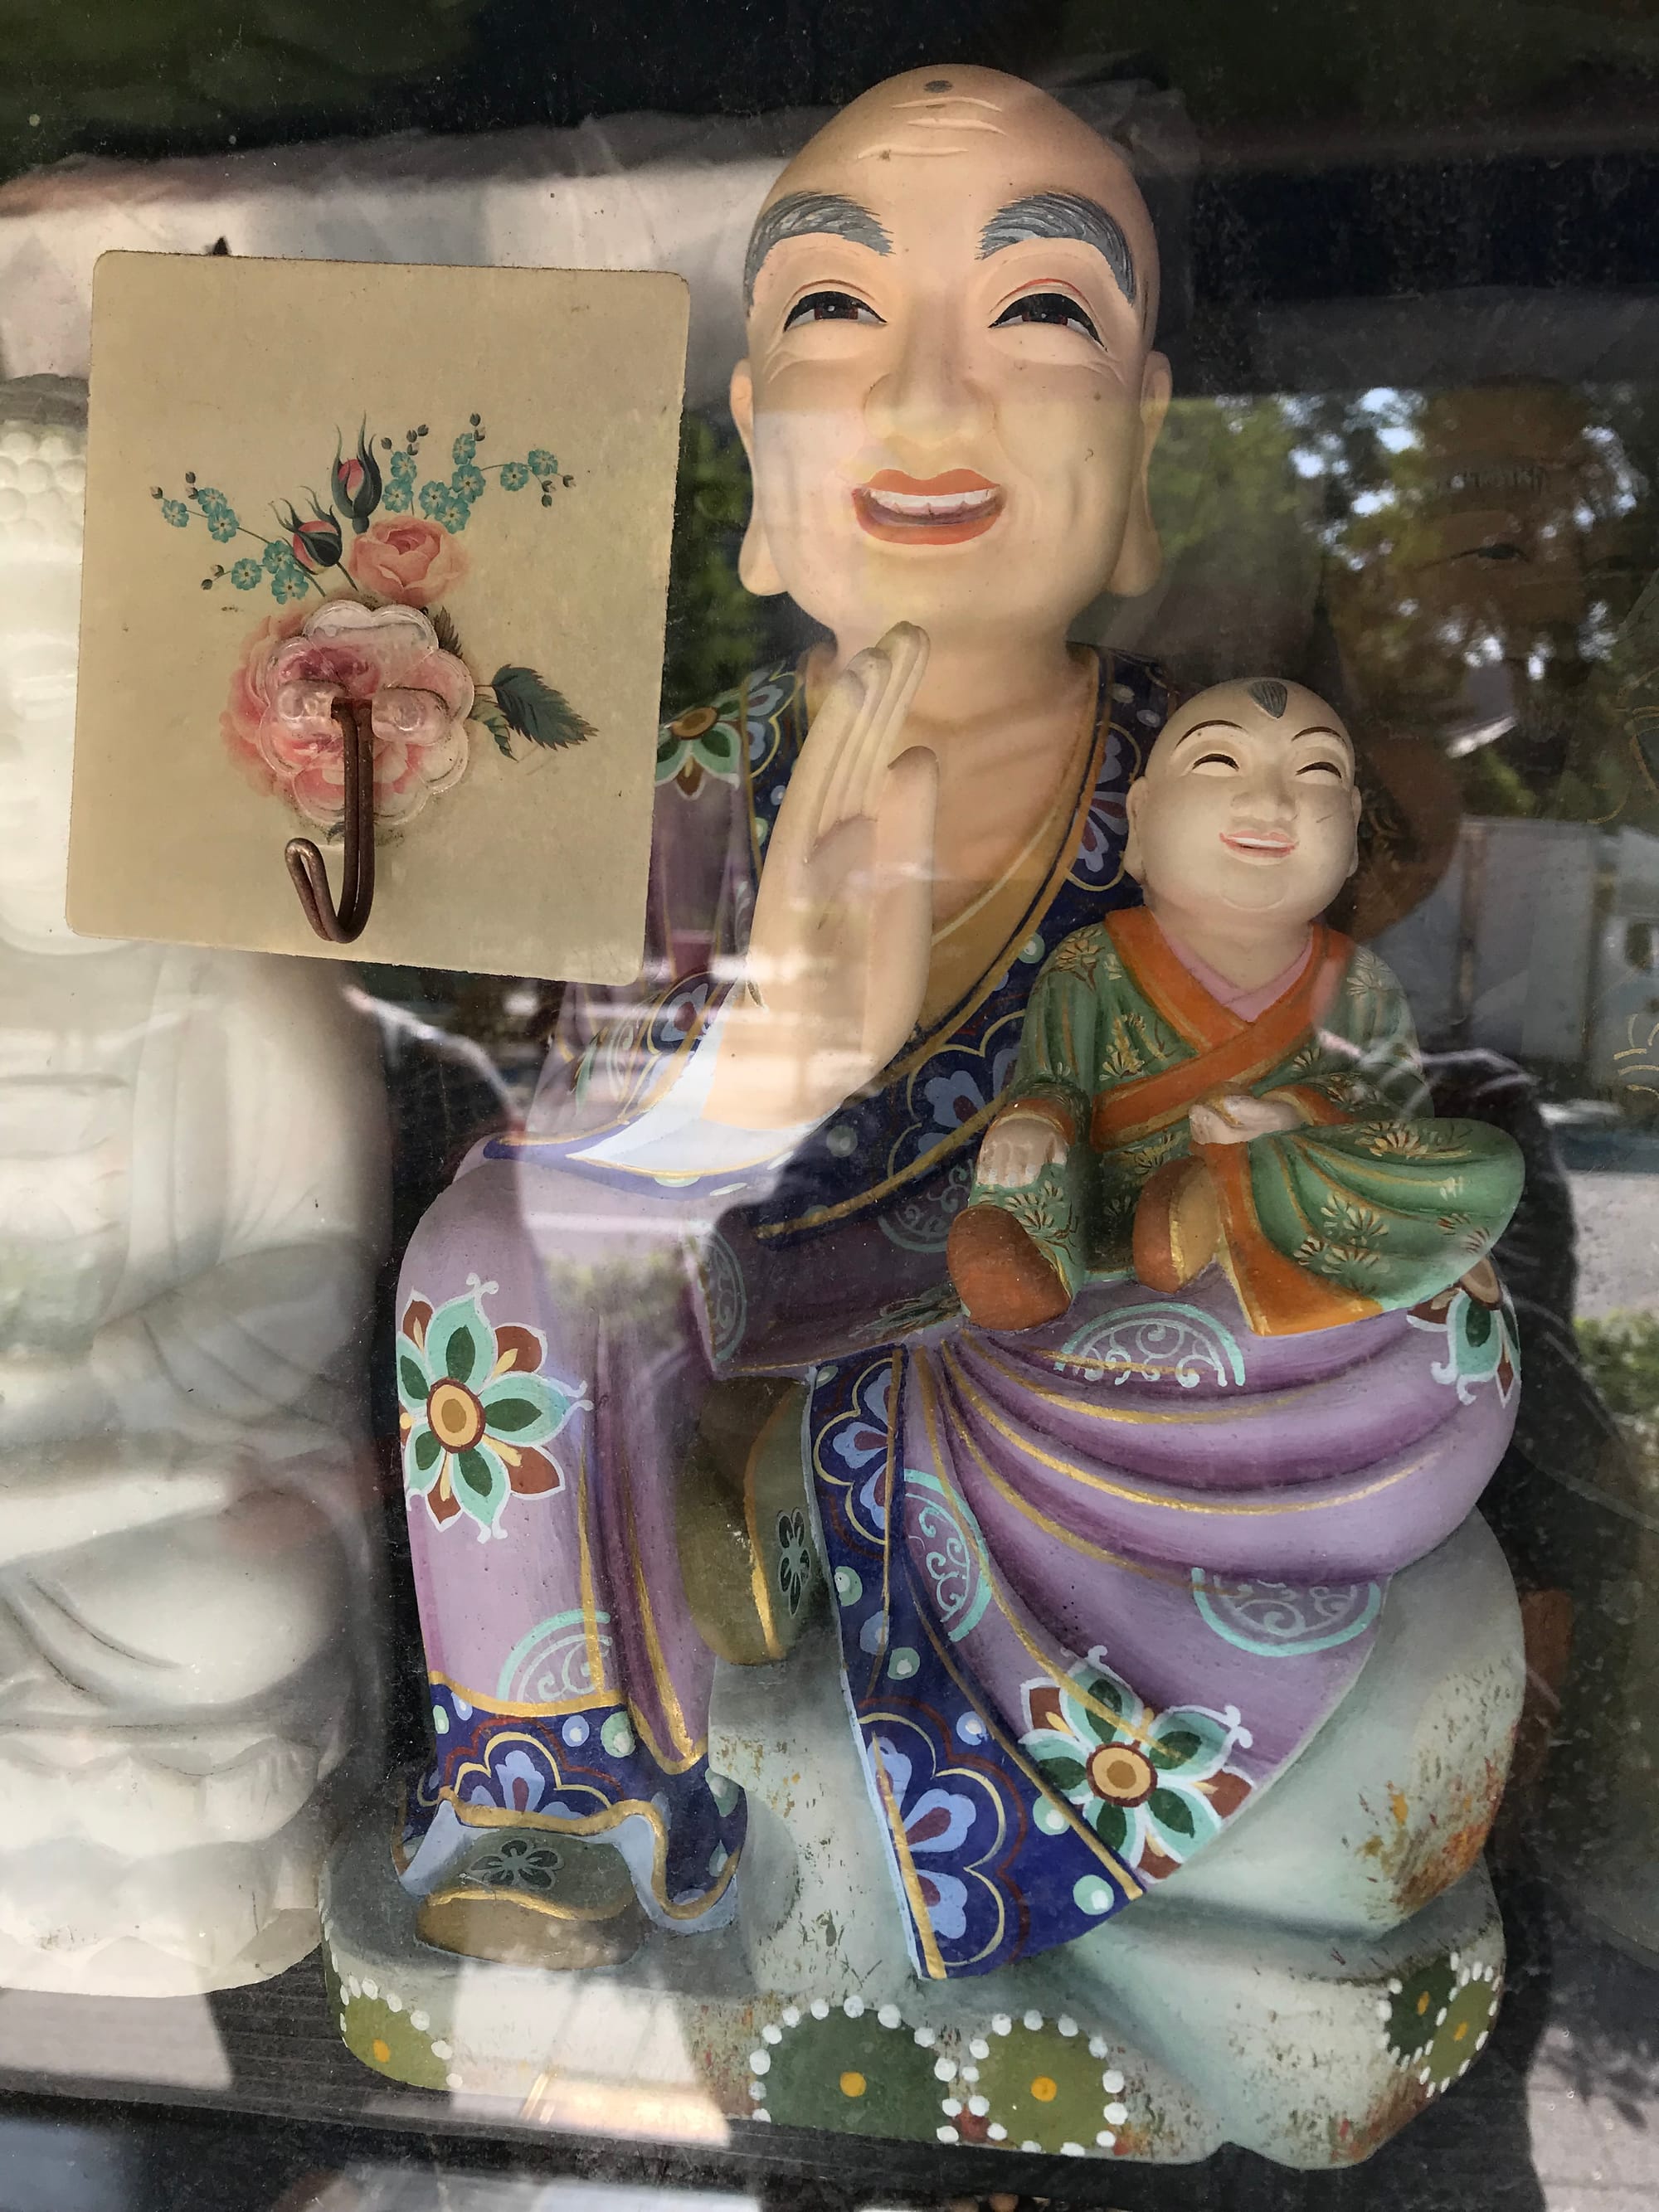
[285,698,376,944]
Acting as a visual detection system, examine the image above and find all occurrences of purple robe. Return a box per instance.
[392,655,1520,1976]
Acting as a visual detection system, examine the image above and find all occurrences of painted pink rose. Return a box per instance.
[346,518,466,607]
[221,605,309,799]
[252,597,474,828]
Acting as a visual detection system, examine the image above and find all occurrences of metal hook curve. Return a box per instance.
[285,698,376,944]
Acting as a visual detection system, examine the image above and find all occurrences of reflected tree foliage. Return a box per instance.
[1313,381,1659,824]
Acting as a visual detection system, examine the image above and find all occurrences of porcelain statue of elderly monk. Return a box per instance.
[0,377,389,1996]
[368,70,1525,2166]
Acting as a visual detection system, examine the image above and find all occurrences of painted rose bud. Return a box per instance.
[331,425,384,535]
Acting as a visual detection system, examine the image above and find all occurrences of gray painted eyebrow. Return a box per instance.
[978,192,1136,310]
[742,192,893,311]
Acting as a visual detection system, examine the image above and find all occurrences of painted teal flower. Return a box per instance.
[206,508,241,542]
[270,565,311,602]
[499,460,530,491]
[1020,1650,1253,1873]
[231,557,261,590]
[436,489,471,532]
[388,448,417,485]
[397,1284,590,1541]
[655,698,743,792]
[528,448,557,479]
[418,479,451,520]
[161,498,189,527]
[382,480,412,513]
[452,430,477,464]
[450,463,484,502]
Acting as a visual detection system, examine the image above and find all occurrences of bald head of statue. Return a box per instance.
[731,67,1172,660]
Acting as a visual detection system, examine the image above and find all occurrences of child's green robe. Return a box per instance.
[961,906,1524,1336]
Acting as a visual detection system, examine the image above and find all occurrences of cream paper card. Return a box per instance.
[71,252,688,980]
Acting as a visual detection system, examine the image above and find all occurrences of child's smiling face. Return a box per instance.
[1124,678,1362,930]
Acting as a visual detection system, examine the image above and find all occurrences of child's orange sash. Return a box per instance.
[1089,908,1353,1152]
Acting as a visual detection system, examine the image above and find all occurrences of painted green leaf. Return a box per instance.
[1148,1787,1196,1838]
[1092,1801,1129,1851]
[399,1354,430,1403]
[486,1396,544,1434]
[1151,1729,1204,1770]
[1082,1673,1126,1721]
[456,1447,494,1497]
[696,718,739,771]
[1036,1754,1086,1794]
[491,664,596,751]
[412,1429,442,1473]
[445,1328,478,1384]
[471,703,516,761]
[431,603,464,658]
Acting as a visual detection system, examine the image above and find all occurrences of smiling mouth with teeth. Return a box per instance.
[854,469,1004,545]
[1221,829,1298,858]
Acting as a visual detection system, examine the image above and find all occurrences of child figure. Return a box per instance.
[948,677,1523,1333]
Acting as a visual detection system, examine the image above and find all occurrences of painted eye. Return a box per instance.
[783,290,883,329]
[991,291,1102,345]
[1297,759,1345,780]
[1190,750,1239,774]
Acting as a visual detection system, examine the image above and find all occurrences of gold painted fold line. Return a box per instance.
[914,1360,1165,1757]
[900,1374,1146,1898]
[868,1726,950,1981]
[946,1400,1190,1592]
[429,1679,705,1772]
[494,983,722,1153]
[913,1594,1146,1908]
[757,655,1125,1242]
[756,1094,1005,1241]
[943,1348,1428,1518]
[429,1670,623,1721]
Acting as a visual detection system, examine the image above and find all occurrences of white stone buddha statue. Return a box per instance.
[0,377,390,1995]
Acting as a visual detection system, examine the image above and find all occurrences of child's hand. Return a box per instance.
[1190,1092,1302,1145]
[977,1110,1068,1190]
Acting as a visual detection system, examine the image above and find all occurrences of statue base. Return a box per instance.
[0,1799,341,1999]
[325,1515,1521,2173]
[324,1801,1505,2169]
[324,1794,1223,2160]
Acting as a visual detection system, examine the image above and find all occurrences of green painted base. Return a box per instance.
[322,1793,1504,2170]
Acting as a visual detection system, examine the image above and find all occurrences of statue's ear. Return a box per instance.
[1105,352,1173,600]
[1346,779,1363,878]
[730,360,786,597]
[1123,775,1147,882]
